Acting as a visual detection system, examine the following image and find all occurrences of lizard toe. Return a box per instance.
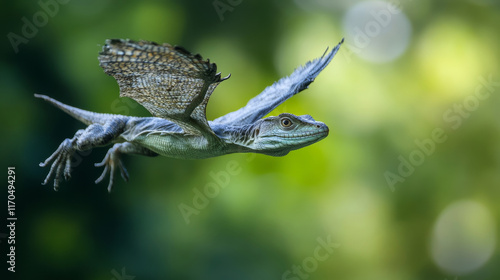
[95,164,109,184]
[118,162,129,182]
[39,139,75,190]
[94,146,129,192]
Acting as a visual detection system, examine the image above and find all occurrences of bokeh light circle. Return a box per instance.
[342,1,412,63]
[431,200,497,275]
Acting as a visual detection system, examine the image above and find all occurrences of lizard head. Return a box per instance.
[248,113,329,156]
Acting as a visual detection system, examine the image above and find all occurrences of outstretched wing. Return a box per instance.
[99,39,229,135]
[213,38,343,126]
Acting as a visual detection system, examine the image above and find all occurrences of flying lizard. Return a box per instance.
[36,38,344,191]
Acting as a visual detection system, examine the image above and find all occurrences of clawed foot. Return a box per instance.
[39,139,74,191]
[94,145,129,192]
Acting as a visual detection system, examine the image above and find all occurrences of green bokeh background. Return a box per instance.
[1,0,500,279]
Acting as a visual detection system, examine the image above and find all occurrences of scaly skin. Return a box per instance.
[36,96,329,191]
[131,113,329,159]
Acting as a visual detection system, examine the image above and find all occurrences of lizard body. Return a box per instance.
[37,38,343,191]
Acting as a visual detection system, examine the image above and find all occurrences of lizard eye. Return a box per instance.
[280,117,293,128]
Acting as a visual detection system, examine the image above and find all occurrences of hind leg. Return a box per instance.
[40,118,126,190]
[94,142,157,192]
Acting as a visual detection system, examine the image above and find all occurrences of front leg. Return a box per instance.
[94,142,157,192]
[39,118,126,190]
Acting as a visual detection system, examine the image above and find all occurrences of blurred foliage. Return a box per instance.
[1,0,500,279]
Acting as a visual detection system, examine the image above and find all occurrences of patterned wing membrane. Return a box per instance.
[99,39,229,134]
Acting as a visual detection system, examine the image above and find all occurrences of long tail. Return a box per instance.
[35,94,116,125]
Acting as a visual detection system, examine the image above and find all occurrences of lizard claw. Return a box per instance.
[39,138,74,191]
[94,145,129,192]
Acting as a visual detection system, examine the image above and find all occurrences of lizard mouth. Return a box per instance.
[274,128,329,139]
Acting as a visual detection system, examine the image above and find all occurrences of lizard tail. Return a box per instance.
[34,94,113,126]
